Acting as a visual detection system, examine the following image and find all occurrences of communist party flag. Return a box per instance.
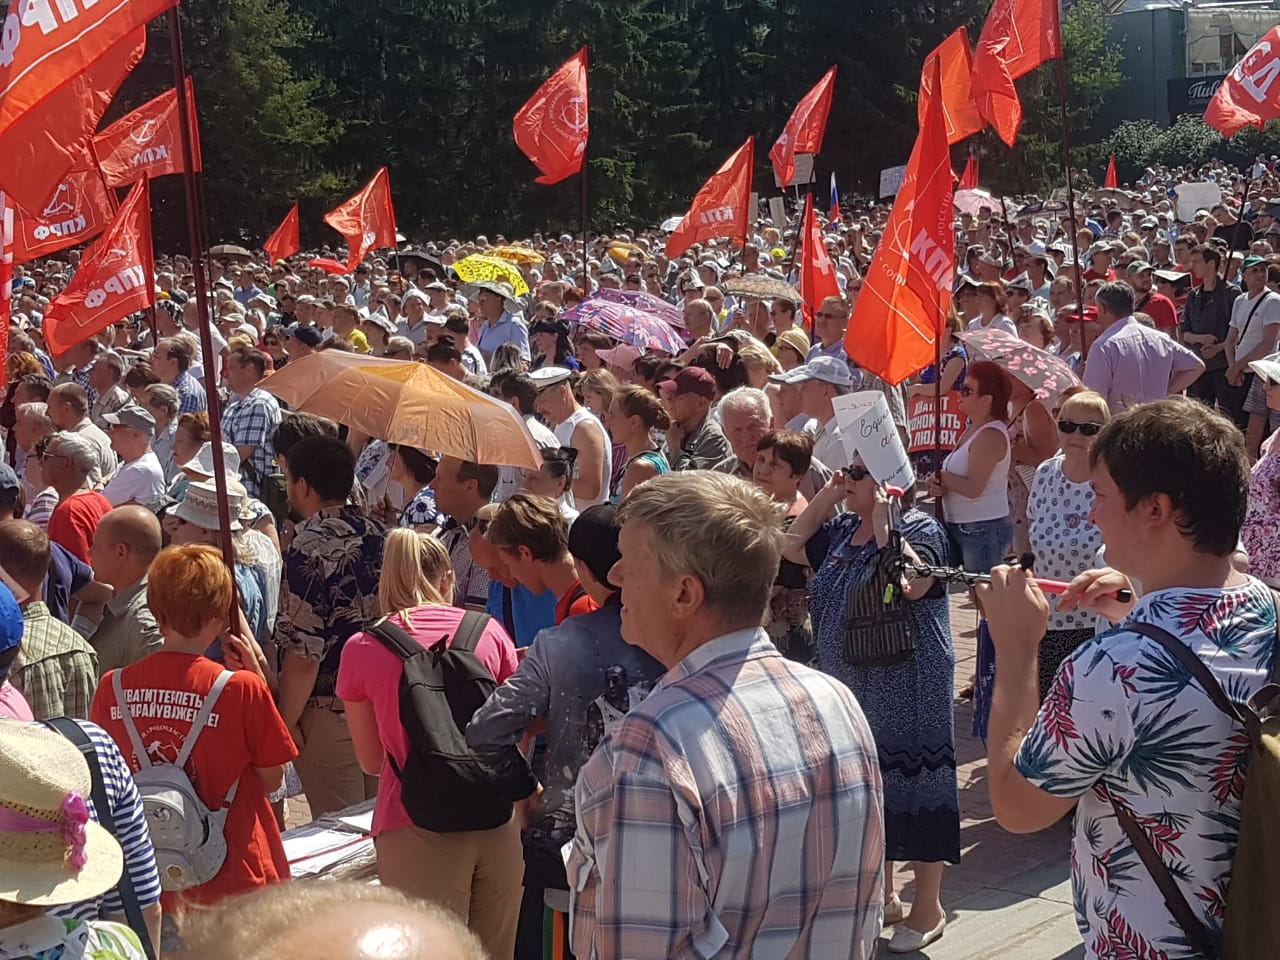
[514,47,589,185]
[971,0,1062,147]
[12,149,115,264]
[959,154,980,190]
[324,168,397,272]
[666,138,754,259]
[1104,154,1118,188]
[264,203,301,266]
[0,27,145,213]
[798,193,840,330]
[770,66,837,188]
[844,60,954,386]
[94,78,202,188]
[0,194,12,345]
[919,29,983,146]
[43,179,155,358]
[1205,27,1280,136]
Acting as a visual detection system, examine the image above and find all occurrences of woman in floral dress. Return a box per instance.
[1241,366,1280,585]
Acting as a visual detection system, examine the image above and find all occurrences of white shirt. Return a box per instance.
[70,418,117,485]
[102,450,167,506]
[811,415,847,473]
[553,407,612,509]
[1230,288,1280,360]
[495,415,560,503]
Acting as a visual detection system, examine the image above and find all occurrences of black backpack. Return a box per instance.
[366,611,537,832]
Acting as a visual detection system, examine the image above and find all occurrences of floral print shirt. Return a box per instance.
[1015,577,1278,959]
[0,916,145,960]
[1241,451,1280,584]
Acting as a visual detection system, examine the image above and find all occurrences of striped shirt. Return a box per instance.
[568,628,885,959]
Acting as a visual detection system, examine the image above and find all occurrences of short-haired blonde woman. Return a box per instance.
[336,529,522,960]
[1027,388,1111,698]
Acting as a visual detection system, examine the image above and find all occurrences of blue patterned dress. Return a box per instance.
[808,508,961,863]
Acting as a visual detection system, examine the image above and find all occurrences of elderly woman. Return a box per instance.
[167,412,210,499]
[754,429,816,664]
[1027,389,1110,698]
[788,458,958,953]
[142,383,181,481]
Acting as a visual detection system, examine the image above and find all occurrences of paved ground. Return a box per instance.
[288,589,1085,958]
[876,591,1082,959]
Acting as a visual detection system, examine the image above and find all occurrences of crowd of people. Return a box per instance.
[1,156,1278,960]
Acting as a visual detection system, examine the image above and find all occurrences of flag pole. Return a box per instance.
[932,326,944,520]
[581,157,588,293]
[1054,49,1090,363]
[168,7,236,570]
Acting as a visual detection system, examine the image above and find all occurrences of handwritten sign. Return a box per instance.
[831,390,915,490]
[1173,181,1222,222]
[907,391,964,453]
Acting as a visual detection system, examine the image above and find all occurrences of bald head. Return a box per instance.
[90,505,162,589]
[181,882,487,960]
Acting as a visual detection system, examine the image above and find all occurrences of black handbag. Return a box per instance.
[841,531,915,667]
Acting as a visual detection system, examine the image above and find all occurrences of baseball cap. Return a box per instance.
[1243,254,1269,271]
[102,404,156,438]
[568,503,621,590]
[288,324,324,348]
[528,366,575,390]
[0,464,18,496]
[657,366,716,400]
[595,344,641,369]
[770,355,853,389]
[1125,261,1154,275]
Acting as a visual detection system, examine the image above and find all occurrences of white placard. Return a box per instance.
[1173,181,1222,222]
[768,196,787,228]
[773,153,815,188]
[831,391,915,491]
[879,164,908,199]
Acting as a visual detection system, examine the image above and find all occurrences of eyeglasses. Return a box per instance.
[959,385,977,397]
[844,465,871,481]
[815,311,843,320]
[1057,419,1103,436]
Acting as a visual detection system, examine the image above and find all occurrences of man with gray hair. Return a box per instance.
[714,386,831,498]
[771,355,854,471]
[142,383,181,481]
[1083,280,1205,413]
[88,349,130,429]
[42,431,113,563]
[568,471,884,959]
[47,382,115,484]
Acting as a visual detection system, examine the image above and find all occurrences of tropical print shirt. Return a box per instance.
[0,916,145,960]
[1015,576,1278,959]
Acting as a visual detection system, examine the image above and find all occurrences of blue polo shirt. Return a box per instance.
[475,312,531,363]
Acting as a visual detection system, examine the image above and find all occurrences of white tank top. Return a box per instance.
[941,420,1010,522]
[554,407,613,509]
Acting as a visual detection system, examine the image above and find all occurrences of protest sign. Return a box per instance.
[832,391,915,490]
[907,391,963,453]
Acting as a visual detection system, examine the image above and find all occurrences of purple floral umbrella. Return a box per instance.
[958,328,1081,405]
[594,288,687,329]
[562,297,688,354]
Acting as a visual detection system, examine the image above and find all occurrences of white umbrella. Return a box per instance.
[660,215,684,233]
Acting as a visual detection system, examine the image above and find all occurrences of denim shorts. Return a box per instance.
[946,517,1012,574]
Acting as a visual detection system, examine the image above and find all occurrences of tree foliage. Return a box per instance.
[1104,114,1277,183]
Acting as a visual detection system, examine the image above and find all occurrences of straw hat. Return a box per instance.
[173,479,244,532]
[0,719,123,906]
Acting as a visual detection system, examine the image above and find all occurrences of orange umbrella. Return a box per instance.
[260,353,542,469]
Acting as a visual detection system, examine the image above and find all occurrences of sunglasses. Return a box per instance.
[844,465,871,482]
[815,311,842,320]
[1058,419,1103,436]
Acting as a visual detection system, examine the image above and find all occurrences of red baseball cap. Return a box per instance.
[657,366,716,400]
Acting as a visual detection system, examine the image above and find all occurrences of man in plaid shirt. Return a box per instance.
[220,346,281,497]
[568,472,885,960]
[151,336,207,413]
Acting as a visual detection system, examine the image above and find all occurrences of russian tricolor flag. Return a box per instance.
[829,172,840,222]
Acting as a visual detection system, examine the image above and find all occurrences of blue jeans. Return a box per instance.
[946,517,1012,574]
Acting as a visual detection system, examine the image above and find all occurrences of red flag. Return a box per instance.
[1104,154,1118,189]
[93,78,201,188]
[42,180,155,358]
[971,0,1062,147]
[0,193,12,350]
[959,154,980,190]
[844,60,954,386]
[323,168,397,272]
[0,28,145,212]
[264,203,300,266]
[665,138,754,259]
[770,66,837,188]
[798,193,840,330]
[12,151,115,264]
[1205,27,1280,137]
[919,29,984,145]
[514,47,589,185]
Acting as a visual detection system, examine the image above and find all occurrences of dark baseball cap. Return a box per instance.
[288,324,324,348]
[568,503,621,591]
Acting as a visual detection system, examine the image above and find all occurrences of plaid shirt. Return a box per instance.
[221,386,281,496]
[172,370,207,413]
[71,362,98,407]
[568,628,885,959]
[9,601,99,720]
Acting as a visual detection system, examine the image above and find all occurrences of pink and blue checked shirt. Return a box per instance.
[568,628,885,959]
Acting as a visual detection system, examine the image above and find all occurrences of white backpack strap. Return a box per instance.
[110,669,152,770]
[174,670,234,770]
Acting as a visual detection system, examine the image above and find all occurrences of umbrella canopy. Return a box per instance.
[562,297,687,354]
[488,244,544,265]
[452,254,530,296]
[606,241,647,263]
[259,353,542,469]
[594,288,686,329]
[954,188,1003,217]
[958,328,1082,405]
[210,243,251,258]
[721,275,802,302]
[391,250,445,277]
[660,215,683,233]
[307,257,349,275]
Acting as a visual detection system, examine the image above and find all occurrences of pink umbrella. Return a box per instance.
[563,297,688,354]
[958,328,1081,405]
[594,288,687,329]
[954,188,1002,218]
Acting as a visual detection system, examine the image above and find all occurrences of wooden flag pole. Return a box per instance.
[168,7,236,571]
[1054,50,1091,365]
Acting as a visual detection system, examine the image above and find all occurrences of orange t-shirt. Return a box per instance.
[90,651,297,909]
[554,580,600,624]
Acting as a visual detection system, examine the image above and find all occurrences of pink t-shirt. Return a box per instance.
[336,606,519,835]
[0,680,34,720]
